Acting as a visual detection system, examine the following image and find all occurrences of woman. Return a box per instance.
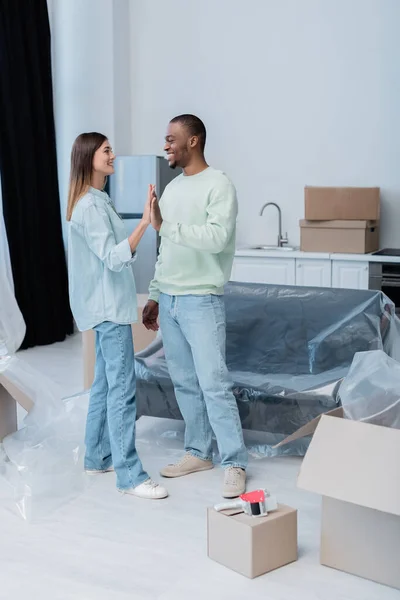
[66,132,167,500]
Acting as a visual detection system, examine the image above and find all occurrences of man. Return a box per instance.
[142,114,247,498]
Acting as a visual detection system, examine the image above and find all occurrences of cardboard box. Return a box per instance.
[207,504,297,578]
[293,413,400,590]
[305,187,380,221]
[300,219,379,254]
[0,372,34,440]
[82,294,157,389]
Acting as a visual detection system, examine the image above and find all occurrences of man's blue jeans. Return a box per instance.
[159,293,248,470]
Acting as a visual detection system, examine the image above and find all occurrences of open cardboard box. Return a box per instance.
[277,407,400,590]
[0,372,33,440]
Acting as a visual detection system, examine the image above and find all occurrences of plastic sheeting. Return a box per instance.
[2,281,400,521]
[135,282,400,439]
[3,424,395,600]
[339,349,400,429]
[0,356,89,521]
[0,181,26,356]
[0,356,308,523]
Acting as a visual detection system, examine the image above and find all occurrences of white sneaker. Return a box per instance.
[85,466,114,474]
[119,478,168,500]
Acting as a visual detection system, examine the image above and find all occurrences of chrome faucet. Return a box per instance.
[259,202,288,248]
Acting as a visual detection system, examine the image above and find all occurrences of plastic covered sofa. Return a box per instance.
[135,282,398,436]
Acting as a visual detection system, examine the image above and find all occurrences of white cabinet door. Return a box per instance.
[295,259,332,288]
[331,260,369,290]
[231,257,296,285]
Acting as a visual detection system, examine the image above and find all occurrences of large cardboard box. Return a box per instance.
[82,294,157,389]
[300,219,379,254]
[294,413,400,590]
[207,504,297,578]
[305,187,380,221]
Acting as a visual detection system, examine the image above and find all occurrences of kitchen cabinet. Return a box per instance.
[331,260,369,290]
[231,257,296,285]
[295,259,331,288]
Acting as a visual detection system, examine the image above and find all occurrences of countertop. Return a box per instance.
[235,247,400,263]
[235,247,330,259]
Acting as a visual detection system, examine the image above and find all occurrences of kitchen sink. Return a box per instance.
[245,245,295,252]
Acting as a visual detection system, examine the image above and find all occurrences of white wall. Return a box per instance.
[48,0,132,243]
[113,0,133,155]
[129,0,400,249]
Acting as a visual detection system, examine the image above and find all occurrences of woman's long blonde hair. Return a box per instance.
[66,132,107,221]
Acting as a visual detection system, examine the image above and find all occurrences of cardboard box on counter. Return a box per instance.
[305,187,380,221]
[300,219,379,254]
[277,410,400,590]
[207,504,297,578]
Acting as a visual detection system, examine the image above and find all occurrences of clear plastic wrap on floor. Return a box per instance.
[0,356,89,521]
[2,283,400,521]
[339,349,400,429]
[135,282,400,447]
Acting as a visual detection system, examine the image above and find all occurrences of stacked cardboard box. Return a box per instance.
[300,187,380,254]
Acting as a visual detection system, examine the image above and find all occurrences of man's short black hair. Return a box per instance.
[170,114,206,152]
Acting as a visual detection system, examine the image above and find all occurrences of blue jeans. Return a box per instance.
[159,293,248,470]
[85,322,149,490]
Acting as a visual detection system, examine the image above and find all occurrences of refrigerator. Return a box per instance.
[108,155,180,293]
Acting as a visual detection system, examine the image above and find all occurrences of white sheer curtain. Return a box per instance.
[0,176,26,356]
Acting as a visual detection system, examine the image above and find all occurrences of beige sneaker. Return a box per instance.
[160,453,214,478]
[222,467,246,498]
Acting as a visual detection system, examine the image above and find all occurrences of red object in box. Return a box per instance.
[240,490,265,504]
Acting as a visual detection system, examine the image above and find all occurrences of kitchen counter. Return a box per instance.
[235,247,330,259]
[235,247,400,263]
[332,252,400,264]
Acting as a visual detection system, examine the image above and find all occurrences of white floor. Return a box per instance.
[0,335,397,600]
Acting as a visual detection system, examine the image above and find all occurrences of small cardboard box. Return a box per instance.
[207,504,297,578]
[305,186,380,221]
[294,413,400,590]
[300,219,379,254]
